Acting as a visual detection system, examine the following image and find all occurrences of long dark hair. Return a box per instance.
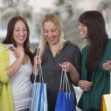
[2,16,33,62]
[79,11,108,71]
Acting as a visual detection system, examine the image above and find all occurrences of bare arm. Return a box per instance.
[59,62,80,83]
[6,46,24,78]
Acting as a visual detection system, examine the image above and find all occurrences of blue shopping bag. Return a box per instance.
[55,67,75,111]
[30,59,48,111]
[30,82,48,111]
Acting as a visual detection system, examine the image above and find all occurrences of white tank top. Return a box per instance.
[9,50,32,111]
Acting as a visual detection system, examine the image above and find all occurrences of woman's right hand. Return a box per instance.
[103,61,111,71]
[13,45,25,61]
[6,45,25,78]
[78,80,93,91]
[33,50,42,75]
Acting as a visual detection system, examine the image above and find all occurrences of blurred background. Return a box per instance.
[0,0,111,50]
[0,0,111,110]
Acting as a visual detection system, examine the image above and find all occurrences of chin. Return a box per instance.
[17,43,24,46]
[48,42,54,45]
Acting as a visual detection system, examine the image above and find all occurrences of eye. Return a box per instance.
[23,29,27,31]
[15,29,20,32]
[51,29,56,32]
[81,24,86,27]
[44,30,48,33]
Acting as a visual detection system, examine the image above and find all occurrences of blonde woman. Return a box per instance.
[31,14,81,111]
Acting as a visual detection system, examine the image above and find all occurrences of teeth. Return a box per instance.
[49,37,55,40]
[18,37,24,39]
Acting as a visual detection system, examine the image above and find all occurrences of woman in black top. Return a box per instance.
[31,13,81,111]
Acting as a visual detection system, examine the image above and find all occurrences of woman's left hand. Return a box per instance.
[59,62,74,73]
[59,62,80,82]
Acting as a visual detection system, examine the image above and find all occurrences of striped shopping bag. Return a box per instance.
[30,61,48,111]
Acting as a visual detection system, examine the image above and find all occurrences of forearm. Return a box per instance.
[69,65,80,83]
[6,57,23,78]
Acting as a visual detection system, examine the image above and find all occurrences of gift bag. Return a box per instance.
[101,72,111,111]
[30,58,48,111]
[55,67,75,111]
[101,94,111,111]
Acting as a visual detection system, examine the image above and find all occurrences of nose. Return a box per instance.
[78,25,81,31]
[19,30,25,36]
[48,32,52,37]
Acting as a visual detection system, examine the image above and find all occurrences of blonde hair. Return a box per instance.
[39,13,65,56]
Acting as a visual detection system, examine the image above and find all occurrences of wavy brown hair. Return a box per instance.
[2,16,33,61]
[79,11,108,71]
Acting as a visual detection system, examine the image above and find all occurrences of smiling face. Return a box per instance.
[13,20,27,46]
[78,23,88,39]
[43,21,60,46]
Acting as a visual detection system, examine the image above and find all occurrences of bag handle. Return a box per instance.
[64,67,71,92]
[59,67,71,92]
[34,51,44,83]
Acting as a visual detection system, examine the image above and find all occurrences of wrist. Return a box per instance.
[18,56,24,62]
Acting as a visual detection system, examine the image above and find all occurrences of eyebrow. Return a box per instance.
[14,27,27,29]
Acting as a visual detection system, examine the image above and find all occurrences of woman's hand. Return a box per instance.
[78,80,93,91]
[13,45,25,61]
[33,50,42,75]
[6,45,25,78]
[59,62,80,82]
[59,62,74,72]
[103,61,111,71]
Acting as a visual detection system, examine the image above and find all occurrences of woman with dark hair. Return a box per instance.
[0,16,33,111]
[78,11,111,111]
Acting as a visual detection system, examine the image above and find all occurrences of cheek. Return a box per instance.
[78,26,81,31]
[44,34,48,37]
[13,31,20,38]
[44,35,48,41]
[85,30,88,37]
[54,31,59,37]
[85,27,88,34]
[25,32,28,35]
[13,32,17,39]
[13,31,17,36]
[43,32,48,37]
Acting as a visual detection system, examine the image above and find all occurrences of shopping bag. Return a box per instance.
[55,67,75,111]
[30,57,48,111]
[101,71,111,111]
[30,82,48,111]
[101,94,111,111]
[55,92,74,111]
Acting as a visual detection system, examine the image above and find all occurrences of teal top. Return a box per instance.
[78,39,111,111]
[0,43,14,111]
